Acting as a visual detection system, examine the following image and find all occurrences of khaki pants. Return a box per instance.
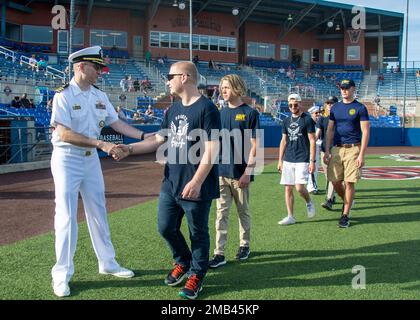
[214,177,250,255]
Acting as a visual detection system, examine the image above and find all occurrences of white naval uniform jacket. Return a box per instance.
[50,77,119,151]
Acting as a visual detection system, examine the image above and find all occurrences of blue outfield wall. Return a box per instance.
[98,125,420,159]
[260,126,420,148]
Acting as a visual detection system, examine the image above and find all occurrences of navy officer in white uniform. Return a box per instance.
[50,46,148,297]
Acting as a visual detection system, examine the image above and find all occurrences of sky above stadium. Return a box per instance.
[326,0,419,62]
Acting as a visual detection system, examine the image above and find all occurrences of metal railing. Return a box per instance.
[0,125,52,164]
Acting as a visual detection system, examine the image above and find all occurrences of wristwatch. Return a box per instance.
[128,145,133,154]
[310,159,316,163]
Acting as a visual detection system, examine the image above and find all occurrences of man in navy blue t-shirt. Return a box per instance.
[208,74,259,269]
[114,61,221,299]
[323,79,370,228]
[277,93,316,225]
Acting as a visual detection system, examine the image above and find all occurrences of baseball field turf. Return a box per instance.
[1,154,420,300]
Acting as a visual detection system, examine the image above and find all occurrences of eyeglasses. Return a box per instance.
[314,112,320,115]
[167,73,186,81]
[288,103,299,108]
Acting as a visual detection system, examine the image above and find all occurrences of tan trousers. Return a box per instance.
[214,177,251,255]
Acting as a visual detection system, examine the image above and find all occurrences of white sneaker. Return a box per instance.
[52,281,70,297]
[99,266,135,278]
[306,201,316,218]
[278,216,296,225]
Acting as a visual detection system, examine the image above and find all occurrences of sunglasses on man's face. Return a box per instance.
[167,73,185,81]
[289,103,299,108]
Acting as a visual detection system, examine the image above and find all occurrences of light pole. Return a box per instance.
[402,0,409,144]
[178,1,193,62]
[189,0,192,62]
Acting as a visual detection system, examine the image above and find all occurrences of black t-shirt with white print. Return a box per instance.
[159,95,221,201]
[281,112,315,163]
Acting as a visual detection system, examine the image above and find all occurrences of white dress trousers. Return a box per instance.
[50,78,120,283]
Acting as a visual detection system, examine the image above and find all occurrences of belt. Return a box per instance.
[334,143,361,148]
[55,147,95,156]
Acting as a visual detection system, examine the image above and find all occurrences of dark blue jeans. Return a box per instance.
[157,192,212,279]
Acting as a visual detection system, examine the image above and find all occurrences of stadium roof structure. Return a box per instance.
[13,0,404,58]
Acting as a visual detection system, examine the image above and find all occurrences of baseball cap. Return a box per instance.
[325,95,339,104]
[339,79,356,89]
[308,106,320,114]
[288,93,302,102]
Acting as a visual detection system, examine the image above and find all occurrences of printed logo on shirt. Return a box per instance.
[99,120,105,128]
[349,108,356,116]
[235,114,246,121]
[95,101,106,109]
[170,115,189,149]
[72,105,81,110]
[287,121,301,142]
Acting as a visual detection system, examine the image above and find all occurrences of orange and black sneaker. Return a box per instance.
[164,263,188,286]
[179,274,203,300]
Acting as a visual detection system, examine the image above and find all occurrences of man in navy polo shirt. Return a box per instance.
[323,79,370,228]
[114,61,221,299]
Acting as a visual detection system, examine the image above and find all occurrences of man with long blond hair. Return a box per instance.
[208,74,259,269]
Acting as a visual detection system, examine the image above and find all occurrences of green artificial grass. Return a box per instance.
[1,154,420,300]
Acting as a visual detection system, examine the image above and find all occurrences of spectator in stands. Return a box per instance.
[323,79,370,228]
[416,70,420,78]
[395,65,400,73]
[120,76,129,92]
[193,55,199,66]
[145,50,152,66]
[211,86,219,105]
[145,104,155,117]
[11,96,21,108]
[132,111,144,123]
[163,55,168,64]
[306,105,321,195]
[390,65,394,73]
[277,93,316,226]
[127,75,135,92]
[133,78,140,92]
[29,99,35,109]
[20,93,31,108]
[319,96,338,211]
[157,55,164,66]
[208,59,216,70]
[141,77,152,94]
[28,54,38,72]
[119,93,127,103]
[278,66,285,74]
[37,57,48,71]
[104,55,111,65]
[378,73,385,85]
[116,105,127,122]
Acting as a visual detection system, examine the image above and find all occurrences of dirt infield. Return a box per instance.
[1,147,419,245]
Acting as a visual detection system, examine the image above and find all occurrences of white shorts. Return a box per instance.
[280,161,309,185]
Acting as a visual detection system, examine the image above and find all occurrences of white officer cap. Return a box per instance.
[288,93,302,102]
[308,105,320,114]
[68,46,106,67]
